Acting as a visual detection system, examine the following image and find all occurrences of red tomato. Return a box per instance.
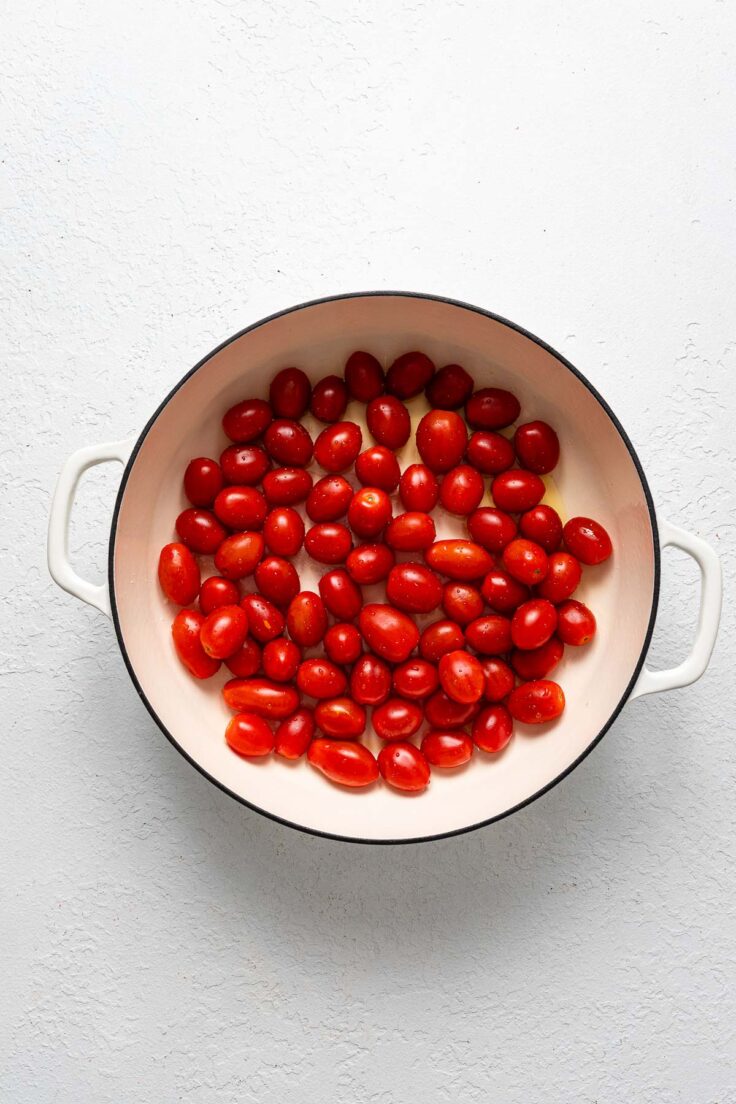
[346,543,395,584]
[466,431,515,474]
[465,614,512,655]
[324,622,363,665]
[222,677,300,719]
[366,395,411,449]
[439,465,485,515]
[424,689,479,729]
[385,512,436,552]
[214,486,268,530]
[225,713,275,758]
[556,599,596,645]
[519,504,562,552]
[269,366,311,419]
[200,604,249,658]
[465,387,520,430]
[511,637,564,680]
[224,638,262,677]
[175,508,227,554]
[240,594,285,642]
[438,649,485,704]
[537,551,582,603]
[306,474,353,522]
[419,620,465,662]
[480,657,515,701]
[304,522,353,564]
[184,457,224,506]
[481,567,530,613]
[355,446,401,491]
[513,420,560,474]
[467,507,517,552]
[286,591,328,647]
[441,582,484,625]
[385,351,435,398]
[308,738,378,786]
[199,575,239,614]
[314,698,367,739]
[262,467,313,506]
[274,707,315,759]
[171,609,221,679]
[350,653,392,705]
[421,730,473,767]
[214,532,265,580]
[297,658,348,699]
[563,516,613,565]
[347,487,392,538]
[358,603,420,664]
[318,568,363,620]
[386,562,443,614]
[344,350,384,403]
[222,398,272,444]
[264,420,314,466]
[399,464,439,512]
[378,742,430,792]
[392,658,439,700]
[220,444,270,486]
[158,542,201,605]
[472,705,513,753]
[263,507,304,556]
[502,538,549,585]
[254,556,300,607]
[314,421,363,472]
[508,679,565,723]
[425,363,474,409]
[425,539,493,581]
[262,637,302,682]
[491,470,545,512]
[373,698,424,742]
[511,598,557,650]
[415,410,468,472]
[310,375,348,422]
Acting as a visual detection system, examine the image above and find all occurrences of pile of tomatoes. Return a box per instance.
[157,351,612,794]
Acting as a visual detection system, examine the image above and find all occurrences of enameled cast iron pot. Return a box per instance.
[48,293,722,843]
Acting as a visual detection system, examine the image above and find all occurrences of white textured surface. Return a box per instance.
[2,1,734,1100]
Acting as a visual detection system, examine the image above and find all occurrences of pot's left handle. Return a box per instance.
[47,439,135,618]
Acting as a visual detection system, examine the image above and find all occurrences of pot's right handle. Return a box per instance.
[630,517,722,700]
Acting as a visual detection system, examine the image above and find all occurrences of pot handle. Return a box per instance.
[47,438,134,618]
[630,517,722,700]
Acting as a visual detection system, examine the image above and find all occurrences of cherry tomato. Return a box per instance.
[425,363,474,409]
[314,698,367,739]
[158,542,201,605]
[399,464,439,512]
[378,742,430,792]
[438,649,485,704]
[306,474,353,522]
[264,420,314,466]
[465,387,520,430]
[355,446,401,491]
[563,516,613,565]
[262,637,302,682]
[358,604,420,664]
[263,507,304,556]
[200,604,249,658]
[308,738,378,786]
[480,657,515,701]
[508,679,565,723]
[224,638,262,677]
[491,470,545,512]
[511,637,564,680]
[464,614,512,655]
[350,653,392,705]
[425,539,493,581]
[366,395,411,449]
[472,705,513,753]
[262,467,313,506]
[511,598,557,650]
[222,677,300,719]
[373,698,424,741]
[310,375,348,422]
[385,512,436,552]
[386,562,443,614]
[348,487,392,538]
[297,658,348,699]
[392,658,439,700]
[318,568,363,620]
[175,508,227,554]
[225,713,275,758]
[214,532,264,580]
[537,551,582,603]
[254,556,301,607]
[222,398,272,444]
[424,689,479,729]
[286,591,328,647]
[441,582,484,625]
[220,444,270,486]
[269,366,311,419]
[419,620,465,662]
[304,522,353,564]
[513,420,560,474]
[421,730,473,767]
[214,486,268,530]
[344,350,384,402]
[385,350,435,398]
[481,568,530,613]
[519,504,562,552]
[314,421,363,473]
[184,457,224,506]
[502,538,549,585]
[274,707,315,759]
[439,465,485,515]
[171,609,221,679]
[346,543,395,584]
[324,622,362,665]
[240,594,285,642]
[198,575,239,614]
[467,507,517,552]
[415,410,468,472]
[466,431,515,474]
[556,599,597,645]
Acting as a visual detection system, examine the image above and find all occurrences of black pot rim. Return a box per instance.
[108,290,660,845]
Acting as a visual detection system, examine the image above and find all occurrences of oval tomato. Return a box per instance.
[214,532,265,580]
[225,713,275,758]
[222,398,272,444]
[158,542,201,605]
[274,708,315,759]
[377,742,430,792]
[563,516,613,565]
[372,698,424,741]
[344,350,384,402]
[184,457,224,506]
[313,699,367,739]
[386,562,443,614]
[438,649,485,704]
[425,540,493,581]
[415,410,467,472]
[222,677,300,719]
[286,592,328,647]
[465,387,520,430]
[472,705,513,752]
[269,366,311,419]
[358,604,420,664]
[171,609,221,679]
[508,679,565,724]
[421,730,473,767]
[308,738,378,786]
[425,363,474,409]
[200,604,249,658]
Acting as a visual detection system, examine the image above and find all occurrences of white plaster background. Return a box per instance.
[2,1,735,1100]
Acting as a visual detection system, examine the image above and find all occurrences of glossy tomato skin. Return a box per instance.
[480,657,515,701]
[519,505,563,552]
[416,410,468,473]
[314,421,363,472]
[304,522,353,564]
[308,738,378,786]
[172,609,221,679]
[222,677,300,719]
[175,509,227,554]
[264,420,314,466]
[537,551,582,603]
[200,604,249,659]
[306,474,353,522]
[184,457,224,506]
[314,698,367,738]
[355,446,401,491]
[324,622,363,665]
[158,543,201,605]
[386,350,435,398]
[310,375,348,423]
[344,350,384,402]
[511,598,558,650]
[350,653,392,705]
[502,538,549,585]
[481,567,530,613]
[274,708,315,759]
[424,689,480,729]
[441,582,484,625]
[466,431,515,474]
[358,604,420,664]
[511,636,564,680]
[425,539,493,581]
[386,562,443,614]
[425,363,474,409]
[378,742,430,792]
[214,532,265,580]
[373,698,424,741]
[366,395,411,449]
[439,465,485,515]
[225,713,275,758]
[199,575,240,615]
[508,679,565,723]
[347,487,392,538]
[556,599,596,645]
[220,444,270,486]
[467,507,517,552]
[465,614,513,655]
[385,512,436,552]
[297,658,348,699]
[472,705,513,753]
[262,467,313,506]
[438,649,485,704]
[254,556,301,607]
[240,594,285,642]
[224,637,262,677]
[392,658,439,700]
[346,543,395,585]
[263,507,305,556]
[563,517,613,565]
[269,366,311,419]
[399,464,439,512]
[419,620,465,662]
[262,637,302,682]
[422,730,473,767]
[465,387,520,430]
[286,592,328,647]
[222,398,272,444]
[513,420,560,474]
[491,470,545,512]
[214,486,268,530]
[318,568,363,620]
